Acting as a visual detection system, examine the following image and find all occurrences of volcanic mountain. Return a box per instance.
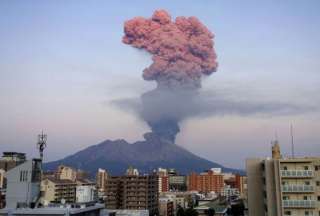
[45,133,243,176]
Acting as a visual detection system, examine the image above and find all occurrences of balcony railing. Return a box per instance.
[280,170,314,178]
[283,200,316,208]
[282,185,314,193]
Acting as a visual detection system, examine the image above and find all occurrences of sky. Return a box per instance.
[0,0,319,169]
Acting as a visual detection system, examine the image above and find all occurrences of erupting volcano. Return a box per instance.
[45,10,244,175]
[123,9,218,143]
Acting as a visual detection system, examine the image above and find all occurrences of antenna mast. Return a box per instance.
[37,131,47,161]
[290,124,294,158]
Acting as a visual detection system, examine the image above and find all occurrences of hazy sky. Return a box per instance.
[1,1,319,169]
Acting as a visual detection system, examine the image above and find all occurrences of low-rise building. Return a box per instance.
[76,185,96,203]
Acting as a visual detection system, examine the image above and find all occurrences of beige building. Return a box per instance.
[41,177,77,204]
[246,142,320,216]
[96,168,107,192]
[0,169,4,189]
[56,165,77,182]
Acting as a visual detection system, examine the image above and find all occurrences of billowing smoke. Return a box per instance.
[123,10,217,143]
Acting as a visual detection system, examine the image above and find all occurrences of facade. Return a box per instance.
[105,174,159,215]
[157,168,169,193]
[0,170,4,189]
[5,159,42,209]
[0,152,26,172]
[246,156,320,216]
[41,177,77,204]
[169,176,187,191]
[159,198,174,216]
[235,174,247,198]
[56,165,77,181]
[76,185,96,203]
[188,170,224,193]
[96,168,107,192]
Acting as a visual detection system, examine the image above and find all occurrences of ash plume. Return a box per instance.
[123,9,217,89]
[123,10,218,143]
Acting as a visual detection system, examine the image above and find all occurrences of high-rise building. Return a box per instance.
[157,168,169,193]
[246,141,320,216]
[105,174,159,215]
[188,170,224,193]
[0,170,5,189]
[96,168,108,192]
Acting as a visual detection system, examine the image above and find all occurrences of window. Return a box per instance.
[305,211,309,216]
[304,166,309,170]
[305,181,310,185]
[284,166,288,170]
[283,196,289,200]
[316,181,320,186]
[318,196,320,201]
[284,211,291,215]
[315,165,318,171]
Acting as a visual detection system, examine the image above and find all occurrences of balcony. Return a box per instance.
[280,170,314,178]
[282,185,314,193]
[283,200,316,208]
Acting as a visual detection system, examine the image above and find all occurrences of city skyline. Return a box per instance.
[1,1,320,169]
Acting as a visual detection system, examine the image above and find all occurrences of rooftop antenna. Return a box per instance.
[37,131,47,161]
[290,124,295,158]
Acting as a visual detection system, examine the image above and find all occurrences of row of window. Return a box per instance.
[283,195,320,201]
[19,170,28,182]
[283,165,320,171]
[285,210,320,216]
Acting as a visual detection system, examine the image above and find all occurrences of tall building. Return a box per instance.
[188,170,224,193]
[96,168,108,192]
[157,168,169,193]
[246,141,320,216]
[0,170,5,189]
[105,174,159,215]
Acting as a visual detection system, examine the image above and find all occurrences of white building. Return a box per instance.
[76,185,96,203]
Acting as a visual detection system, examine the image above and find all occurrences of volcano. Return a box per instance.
[44,133,243,176]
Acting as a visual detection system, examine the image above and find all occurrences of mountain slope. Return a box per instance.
[45,134,243,175]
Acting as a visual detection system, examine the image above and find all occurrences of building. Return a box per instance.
[194,198,228,216]
[159,198,174,216]
[169,176,187,191]
[105,174,159,215]
[41,166,95,204]
[246,141,320,216]
[5,159,42,209]
[0,170,5,189]
[157,168,169,193]
[41,177,77,204]
[188,170,224,193]
[56,165,77,181]
[76,185,96,203]
[235,174,247,198]
[220,185,240,200]
[126,166,139,176]
[96,168,108,192]
[0,152,26,172]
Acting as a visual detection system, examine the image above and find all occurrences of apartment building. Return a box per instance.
[246,141,320,216]
[188,170,224,193]
[105,174,159,215]
[41,177,77,204]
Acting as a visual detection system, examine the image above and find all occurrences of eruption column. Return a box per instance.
[123,10,218,143]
